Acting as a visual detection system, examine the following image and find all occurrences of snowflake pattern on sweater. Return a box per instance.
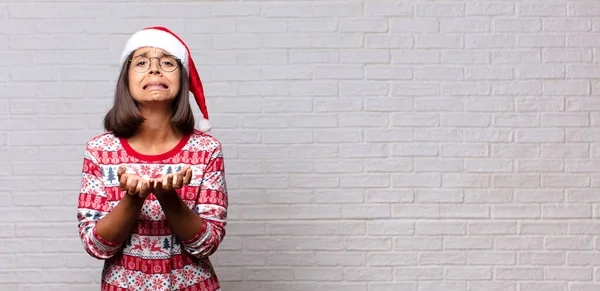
[77,130,227,291]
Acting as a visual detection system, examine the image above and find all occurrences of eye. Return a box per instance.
[135,61,147,66]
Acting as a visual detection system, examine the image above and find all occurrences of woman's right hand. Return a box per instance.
[117,165,152,199]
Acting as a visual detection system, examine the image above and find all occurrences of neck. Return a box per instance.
[134,105,182,143]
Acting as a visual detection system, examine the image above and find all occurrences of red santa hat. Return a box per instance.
[119,26,211,132]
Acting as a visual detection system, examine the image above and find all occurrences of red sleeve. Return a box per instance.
[180,142,228,258]
[76,144,122,260]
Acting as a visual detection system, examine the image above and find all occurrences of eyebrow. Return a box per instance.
[133,51,173,58]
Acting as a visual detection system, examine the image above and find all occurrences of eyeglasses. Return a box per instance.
[129,55,179,73]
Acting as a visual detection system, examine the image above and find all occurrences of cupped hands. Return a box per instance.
[117,165,193,199]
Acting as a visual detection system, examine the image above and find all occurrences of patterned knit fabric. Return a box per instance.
[76,130,228,291]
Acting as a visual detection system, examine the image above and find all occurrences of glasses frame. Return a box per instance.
[128,55,181,73]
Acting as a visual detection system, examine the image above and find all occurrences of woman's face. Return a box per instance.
[128,47,181,106]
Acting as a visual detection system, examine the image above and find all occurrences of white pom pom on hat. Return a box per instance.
[120,26,212,132]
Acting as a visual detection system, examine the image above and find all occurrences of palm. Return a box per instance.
[152,165,193,197]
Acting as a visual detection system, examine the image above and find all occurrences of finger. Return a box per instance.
[128,176,139,195]
[139,181,149,198]
[119,173,129,190]
[138,180,148,193]
[183,168,192,185]
[145,180,154,197]
[140,180,150,196]
[179,165,191,174]
[136,181,143,196]
[117,165,126,177]
[166,174,173,189]
[173,172,181,189]
[162,174,168,189]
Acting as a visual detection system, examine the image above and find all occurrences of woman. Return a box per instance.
[76,26,228,291]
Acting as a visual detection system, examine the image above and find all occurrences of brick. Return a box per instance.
[290,175,339,188]
[345,237,391,251]
[521,222,568,235]
[312,34,363,49]
[314,98,362,113]
[415,34,462,49]
[392,19,439,33]
[545,267,593,280]
[414,159,461,173]
[392,205,440,219]
[369,252,417,267]
[466,34,516,49]
[339,19,387,33]
[444,236,493,250]
[342,205,391,219]
[516,190,564,203]
[491,205,541,218]
[445,267,492,280]
[314,160,362,173]
[415,98,463,112]
[544,19,592,32]
[465,97,513,112]
[543,204,592,218]
[545,236,593,250]
[468,252,515,265]
[567,34,600,47]
[289,20,336,33]
[464,189,512,203]
[314,65,364,80]
[264,189,312,204]
[366,189,413,203]
[294,267,342,281]
[315,252,366,266]
[517,97,564,112]
[414,129,462,142]
[419,252,466,265]
[344,267,392,281]
[365,2,412,17]
[543,48,593,62]
[519,252,565,266]
[416,4,464,17]
[492,49,541,63]
[440,19,491,33]
[392,50,440,64]
[495,267,543,280]
[494,19,541,32]
[340,173,390,188]
[568,2,600,16]
[468,282,516,291]
[467,3,515,16]
[519,3,566,16]
[416,221,466,235]
[394,267,443,280]
[314,129,362,143]
[468,221,516,235]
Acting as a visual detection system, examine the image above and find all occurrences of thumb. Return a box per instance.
[117,165,126,177]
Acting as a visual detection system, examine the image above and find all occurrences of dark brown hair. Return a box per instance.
[103,52,195,138]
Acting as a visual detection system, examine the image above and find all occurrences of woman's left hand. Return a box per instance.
[153,165,193,197]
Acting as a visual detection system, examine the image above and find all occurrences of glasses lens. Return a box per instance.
[159,56,178,72]
[132,57,150,73]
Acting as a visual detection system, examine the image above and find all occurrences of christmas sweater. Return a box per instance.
[76,130,228,291]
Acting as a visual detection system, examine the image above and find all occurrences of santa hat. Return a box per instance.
[119,26,211,132]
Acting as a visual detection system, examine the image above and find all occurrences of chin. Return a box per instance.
[134,95,174,106]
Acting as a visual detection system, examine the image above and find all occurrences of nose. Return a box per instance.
[148,57,161,74]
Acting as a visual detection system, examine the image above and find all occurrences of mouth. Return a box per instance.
[143,82,168,90]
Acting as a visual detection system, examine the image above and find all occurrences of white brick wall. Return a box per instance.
[2,0,600,290]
